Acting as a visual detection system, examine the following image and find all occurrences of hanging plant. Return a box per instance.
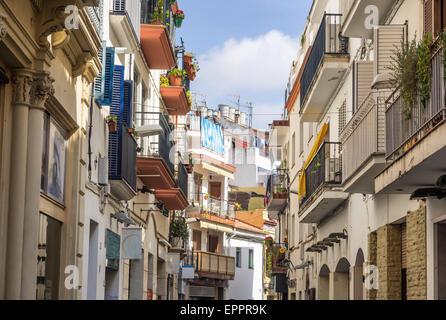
[416,34,433,109]
[174,10,185,28]
[160,74,169,87]
[389,37,419,119]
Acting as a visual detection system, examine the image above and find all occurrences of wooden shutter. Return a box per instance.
[353,61,374,113]
[123,81,133,129]
[108,65,124,180]
[374,25,407,79]
[210,182,221,199]
[425,0,433,35]
[401,222,407,269]
[97,47,116,106]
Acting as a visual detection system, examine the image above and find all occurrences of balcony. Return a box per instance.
[300,14,349,122]
[109,126,138,201]
[266,169,289,220]
[109,0,140,52]
[155,160,189,210]
[137,113,175,190]
[189,194,236,220]
[140,0,176,70]
[299,142,348,223]
[376,46,446,194]
[193,251,235,280]
[268,120,290,148]
[160,86,191,116]
[341,0,397,39]
[340,91,388,193]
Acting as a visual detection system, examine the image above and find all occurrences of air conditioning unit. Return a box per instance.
[98,157,108,186]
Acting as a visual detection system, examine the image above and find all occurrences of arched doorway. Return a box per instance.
[333,258,350,300]
[353,249,365,300]
[318,265,330,300]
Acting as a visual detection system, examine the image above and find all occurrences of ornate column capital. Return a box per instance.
[11,70,34,106]
[0,12,7,40]
[30,72,55,110]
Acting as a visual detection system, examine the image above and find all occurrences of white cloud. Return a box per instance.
[195,30,299,95]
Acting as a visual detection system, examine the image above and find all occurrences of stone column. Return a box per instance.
[406,204,427,300]
[5,70,33,299]
[21,72,54,299]
[377,224,402,300]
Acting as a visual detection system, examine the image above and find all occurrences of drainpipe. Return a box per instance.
[88,82,95,179]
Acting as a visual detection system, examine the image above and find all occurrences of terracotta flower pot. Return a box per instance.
[151,20,163,25]
[108,122,117,133]
[169,74,182,86]
[128,128,135,134]
[184,54,193,65]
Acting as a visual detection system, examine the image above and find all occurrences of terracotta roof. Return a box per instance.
[234,219,266,235]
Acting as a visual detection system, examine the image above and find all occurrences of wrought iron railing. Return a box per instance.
[177,161,189,198]
[141,0,176,46]
[386,45,446,161]
[301,142,342,206]
[266,169,289,207]
[192,193,236,219]
[300,13,348,109]
[340,91,388,181]
[134,111,175,175]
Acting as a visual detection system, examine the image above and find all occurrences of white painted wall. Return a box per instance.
[227,237,263,300]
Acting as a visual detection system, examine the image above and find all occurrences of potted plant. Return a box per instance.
[187,90,193,106]
[106,115,118,133]
[128,127,135,134]
[168,68,183,86]
[160,74,169,87]
[136,146,142,153]
[184,53,194,65]
[151,0,165,25]
[265,236,274,248]
[204,193,210,200]
[174,10,185,28]
[235,202,242,211]
[170,217,189,247]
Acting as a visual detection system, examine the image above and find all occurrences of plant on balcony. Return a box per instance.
[151,0,165,24]
[271,245,286,267]
[186,90,193,106]
[184,53,194,65]
[106,115,118,133]
[301,34,306,47]
[204,193,210,200]
[160,74,169,87]
[416,34,433,109]
[170,216,189,247]
[136,146,142,153]
[168,68,183,86]
[235,202,242,211]
[265,236,274,247]
[174,10,185,28]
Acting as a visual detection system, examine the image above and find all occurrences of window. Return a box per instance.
[41,113,67,204]
[208,235,219,253]
[236,248,242,268]
[192,230,202,251]
[248,249,254,269]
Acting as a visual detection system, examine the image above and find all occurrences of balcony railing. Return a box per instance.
[177,160,189,198]
[193,251,235,279]
[109,126,137,192]
[266,169,289,207]
[300,13,348,109]
[386,45,446,161]
[301,142,342,206]
[340,91,387,181]
[141,0,176,46]
[192,193,236,219]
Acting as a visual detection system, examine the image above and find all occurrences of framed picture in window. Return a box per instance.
[47,121,66,203]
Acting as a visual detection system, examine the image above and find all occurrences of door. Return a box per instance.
[208,235,219,253]
[193,230,202,251]
[209,181,221,199]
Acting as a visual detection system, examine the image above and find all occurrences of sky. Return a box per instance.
[176,0,313,130]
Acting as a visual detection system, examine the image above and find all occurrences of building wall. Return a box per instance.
[227,237,263,300]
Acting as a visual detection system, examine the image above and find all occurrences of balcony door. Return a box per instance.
[208,235,219,253]
[209,181,221,199]
[425,0,446,35]
[192,230,202,251]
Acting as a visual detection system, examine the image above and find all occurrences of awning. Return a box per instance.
[298,123,329,199]
[200,221,234,234]
[201,162,235,180]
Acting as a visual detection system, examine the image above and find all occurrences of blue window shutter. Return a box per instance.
[123,80,133,129]
[108,65,125,180]
[94,44,104,100]
[97,47,115,106]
